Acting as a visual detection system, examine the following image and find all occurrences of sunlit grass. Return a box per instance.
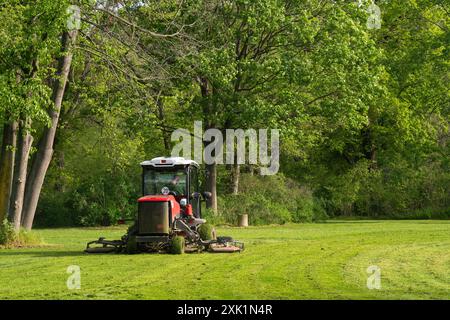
[0,220,448,299]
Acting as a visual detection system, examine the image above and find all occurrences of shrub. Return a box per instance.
[217,174,326,225]
[0,220,43,247]
[311,198,329,222]
[34,194,77,227]
[312,156,450,219]
[66,175,139,227]
[202,208,227,225]
[0,220,17,245]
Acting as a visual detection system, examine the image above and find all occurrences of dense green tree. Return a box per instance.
[1,0,448,228]
[0,0,69,227]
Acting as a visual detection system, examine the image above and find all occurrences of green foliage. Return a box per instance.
[37,85,145,226]
[0,220,16,245]
[7,0,447,228]
[34,194,77,227]
[37,167,141,227]
[292,196,328,223]
[314,159,450,218]
[0,0,69,123]
[0,220,42,247]
[201,207,226,226]
[218,174,327,225]
[69,175,139,227]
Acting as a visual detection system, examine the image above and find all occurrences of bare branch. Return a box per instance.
[95,7,195,38]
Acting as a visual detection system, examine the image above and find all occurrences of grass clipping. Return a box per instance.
[0,220,43,248]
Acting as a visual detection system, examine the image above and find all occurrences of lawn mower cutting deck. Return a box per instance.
[85,157,244,254]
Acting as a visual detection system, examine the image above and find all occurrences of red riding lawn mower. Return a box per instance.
[85,157,244,254]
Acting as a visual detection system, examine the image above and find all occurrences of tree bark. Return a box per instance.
[156,98,171,154]
[231,163,240,195]
[0,122,18,222]
[10,122,33,230]
[205,163,217,213]
[367,106,378,170]
[198,76,218,214]
[238,214,248,227]
[21,30,78,230]
[54,149,65,192]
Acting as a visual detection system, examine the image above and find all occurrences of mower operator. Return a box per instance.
[169,172,185,195]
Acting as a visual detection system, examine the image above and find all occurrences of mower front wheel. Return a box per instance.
[125,235,138,254]
[169,235,185,254]
[198,223,217,241]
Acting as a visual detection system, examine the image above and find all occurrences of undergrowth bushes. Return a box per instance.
[315,160,450,219]
[33,157,448,228]
[0,220,42,247]
[210,174,328,225]
[35,172,140,227]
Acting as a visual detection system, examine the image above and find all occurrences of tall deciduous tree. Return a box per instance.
[22,29,78,230]
[0,0,67,227]
[172,0,388,212]
[0,122,18,222]
[10,120,33,230]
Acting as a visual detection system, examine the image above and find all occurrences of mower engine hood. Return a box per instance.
[138,195,177,203]
[137,195,181,218]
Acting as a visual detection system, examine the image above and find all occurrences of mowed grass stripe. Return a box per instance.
[0,221,448,299]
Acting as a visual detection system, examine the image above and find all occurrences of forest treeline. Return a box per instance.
[0,1,448,229]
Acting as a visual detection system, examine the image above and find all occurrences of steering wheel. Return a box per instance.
[168,190,178,196]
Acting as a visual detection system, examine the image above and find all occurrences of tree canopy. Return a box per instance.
[0,0,448,228]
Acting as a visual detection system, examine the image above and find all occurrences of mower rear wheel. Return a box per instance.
[169,235,185,254]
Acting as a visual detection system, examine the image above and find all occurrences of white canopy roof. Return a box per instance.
[140,157,199,168]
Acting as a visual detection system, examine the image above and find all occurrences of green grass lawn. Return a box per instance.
[0,220,449,300]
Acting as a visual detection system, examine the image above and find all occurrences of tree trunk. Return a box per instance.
[21,30,78,230]
[205,163,217,213]
[156,98,171,154]
[198,76,218,214]
[367,106,377,170]
[231,163,240,195]
[54,150,65,192]
[238,214,248,227]
[0,122,18,222]
[10,122,33,230]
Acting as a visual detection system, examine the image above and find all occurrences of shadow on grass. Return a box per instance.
[325,219,449,224]
[0,249,116,258]
[323,220,383,224]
